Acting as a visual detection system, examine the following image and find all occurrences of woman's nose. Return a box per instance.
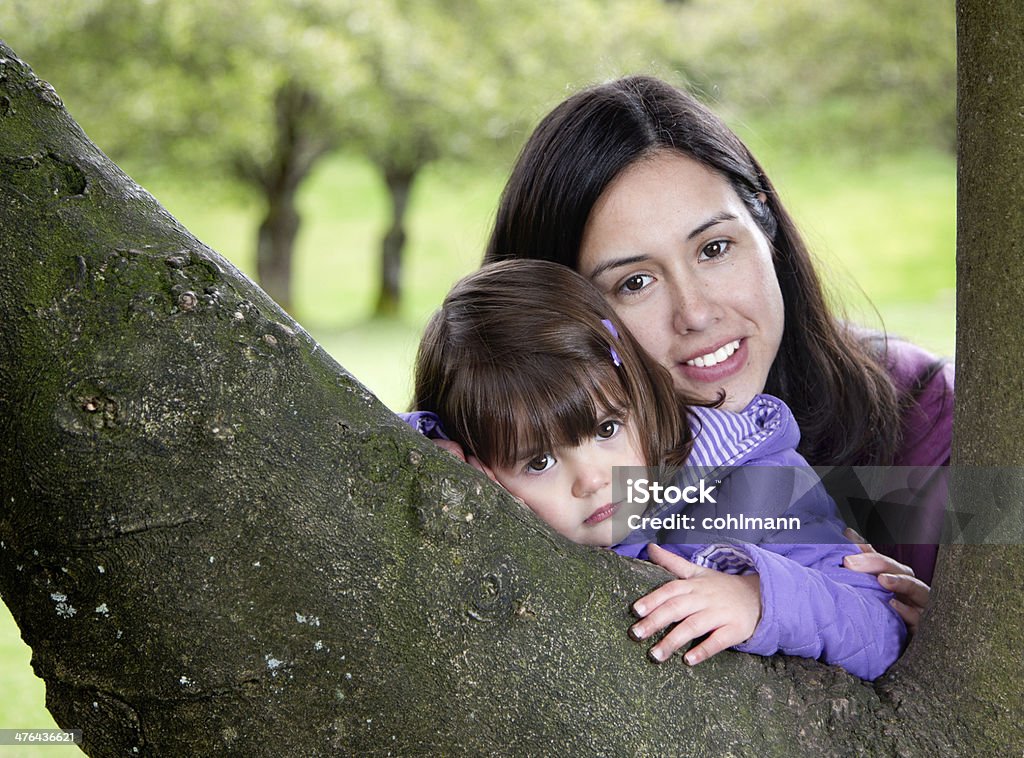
[670,279,722,334]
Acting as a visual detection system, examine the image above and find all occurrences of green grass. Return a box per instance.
[770,150,956,354]
[0,146,955,732]
[0,604,64,757]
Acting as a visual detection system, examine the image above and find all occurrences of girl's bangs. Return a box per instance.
[454,356,629,469]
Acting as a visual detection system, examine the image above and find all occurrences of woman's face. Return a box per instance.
[578,151,784,411]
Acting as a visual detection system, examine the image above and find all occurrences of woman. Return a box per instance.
[483,75,951,633]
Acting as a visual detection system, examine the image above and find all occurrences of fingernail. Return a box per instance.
[630,625,647,641]
[684,652,697,666]
[649,647,666,662]
[633,602,646,617]
[844,554,864,567]
[879,573,896,587]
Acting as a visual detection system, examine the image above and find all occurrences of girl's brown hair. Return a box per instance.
[413,260,694,472]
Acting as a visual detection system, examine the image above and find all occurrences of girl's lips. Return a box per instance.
[585,501,620,526]
[675,338,748,384]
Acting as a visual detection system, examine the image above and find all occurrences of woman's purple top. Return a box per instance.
[879,337,955,583]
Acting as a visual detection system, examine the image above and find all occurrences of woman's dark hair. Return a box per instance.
[413,259,695,472]
[485,75,902,466]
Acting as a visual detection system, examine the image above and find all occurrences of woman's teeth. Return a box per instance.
[686,340,741,368]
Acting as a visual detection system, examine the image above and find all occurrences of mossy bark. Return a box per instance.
[0,5,1021,754]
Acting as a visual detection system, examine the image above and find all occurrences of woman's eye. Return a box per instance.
[619,274,653,294]
[526,454,555,473]
[700,239,731,260]
[596,420,621,439]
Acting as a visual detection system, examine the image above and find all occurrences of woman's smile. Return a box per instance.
[682,338,741,368]
[676,337,748,385]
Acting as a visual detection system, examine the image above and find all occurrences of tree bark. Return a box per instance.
[373,163,418,318]
[0,5,1021,754]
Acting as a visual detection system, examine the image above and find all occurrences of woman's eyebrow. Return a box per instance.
[587,255,648,280]
[687,211,738,240]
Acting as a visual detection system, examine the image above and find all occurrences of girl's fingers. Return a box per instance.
[630,591,701,640]
[682,626,743,666]
[879,572,930,610]
[633,576,693,618]
[647,610,718,662]
[645,544,702,579]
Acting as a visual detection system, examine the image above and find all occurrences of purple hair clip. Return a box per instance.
[601,319,623,367]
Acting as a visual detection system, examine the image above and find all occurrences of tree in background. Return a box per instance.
[0,0,361,314]
[316,0,687,316]
[0,0,685,318]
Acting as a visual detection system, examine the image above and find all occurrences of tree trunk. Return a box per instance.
[0,5,1021,754]
[373,164,417,318]
[243,80,332,315]
[255,187,299,314]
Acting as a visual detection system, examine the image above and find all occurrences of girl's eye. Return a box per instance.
[699,239,731,261]
[526,453,556,473]
[618,273,653,294]
[596,420,621,440]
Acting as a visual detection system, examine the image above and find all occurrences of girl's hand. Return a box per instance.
[630,544,762,665]
[842,528,930,636]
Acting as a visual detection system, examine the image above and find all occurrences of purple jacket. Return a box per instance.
[612,395,906,681]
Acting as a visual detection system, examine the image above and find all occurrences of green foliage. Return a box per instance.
[1,0,361,180]
[673,0,956,156]
[0,0,687,180]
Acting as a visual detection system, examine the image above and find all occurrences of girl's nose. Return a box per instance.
[572,463,609,499]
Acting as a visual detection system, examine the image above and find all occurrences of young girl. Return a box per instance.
[406,260,906,681]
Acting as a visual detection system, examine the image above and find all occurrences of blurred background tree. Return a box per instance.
[1,0,682,316]
[0,0,954,328]
[2,0,361,313]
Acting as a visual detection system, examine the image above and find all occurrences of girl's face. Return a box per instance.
[491,415,645,547]
[578,152,785,412]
